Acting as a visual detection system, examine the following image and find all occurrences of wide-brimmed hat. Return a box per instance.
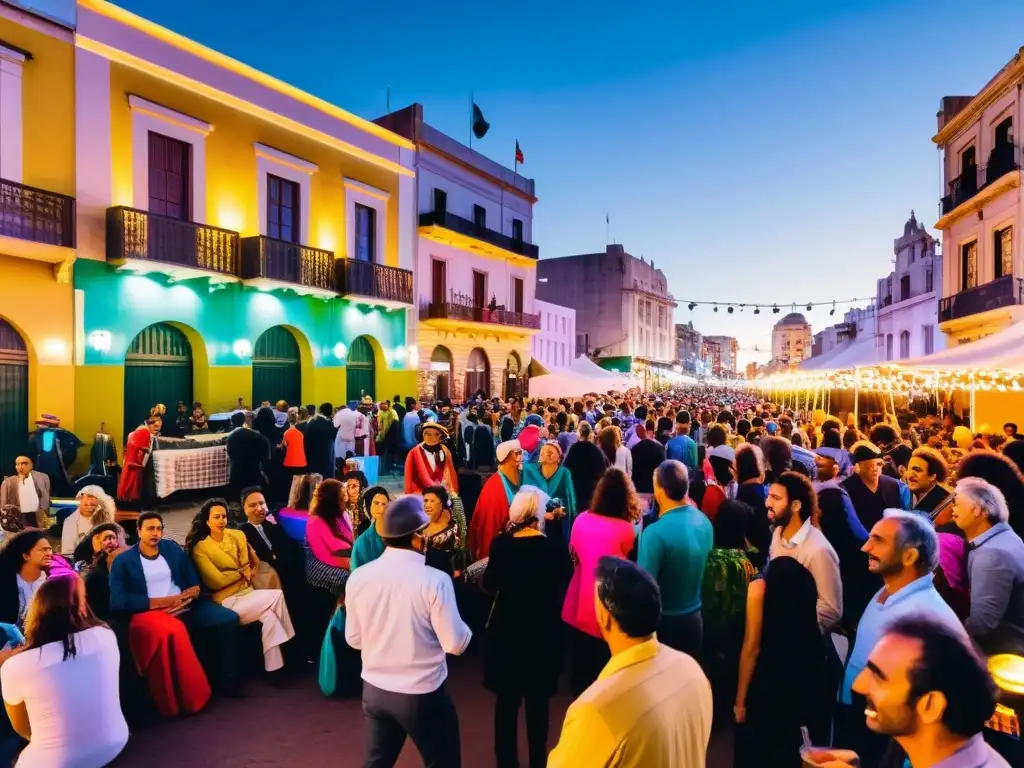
[361,395,374,406]
[421,422,449,439]
[379,495,429,539]
[35,413,60,427]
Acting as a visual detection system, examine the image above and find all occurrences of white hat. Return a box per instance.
[496,439,523,463]
[708,444,736,463]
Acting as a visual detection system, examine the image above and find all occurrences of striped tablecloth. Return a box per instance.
[152,445,229,498]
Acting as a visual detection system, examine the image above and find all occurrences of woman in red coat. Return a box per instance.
[117,416,161,507]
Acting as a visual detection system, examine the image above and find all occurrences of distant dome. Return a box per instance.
[777,312,808,326]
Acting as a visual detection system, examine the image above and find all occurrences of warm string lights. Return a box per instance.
[682,298,875,315]
[749,366,1024,395]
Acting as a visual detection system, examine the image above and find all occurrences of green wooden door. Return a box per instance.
[0,320,28,474]
[346,336,375,403]
[253,326,301,407]
[124,323,193,439]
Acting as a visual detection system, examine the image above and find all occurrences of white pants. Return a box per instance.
[222,588,295,671]
[335,439,355,459]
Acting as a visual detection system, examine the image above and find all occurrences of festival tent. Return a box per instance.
[529,356,639,398]
[870,320,1024,372]
[801,336,879,371]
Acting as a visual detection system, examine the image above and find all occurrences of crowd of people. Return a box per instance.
[0,385,1020,767]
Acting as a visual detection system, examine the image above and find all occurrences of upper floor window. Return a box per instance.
[960,145,977,177]
[923,325,934,355]
[886,334,893,361]
[433,188,447,215]
[473,204,486,229]
[645,301,652,324]
[512,218,523,241]
[899,330,910,360]
[909,244,915,263]
[267,174,299,243]
[995,226,1013,279]
[354,203,376,262]
[961,240,978,290]
[148,132,190,220]
[926,269,933,293]
[900,275,911,302]
[512,277,524,314]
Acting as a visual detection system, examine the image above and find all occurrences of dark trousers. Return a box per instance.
[569,627,610,697]
[177,599,240,691]
[363,682,461,768]
[658,610,703,659]
[494,690,549,768]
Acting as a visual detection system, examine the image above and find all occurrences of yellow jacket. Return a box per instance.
[191,529,254,603]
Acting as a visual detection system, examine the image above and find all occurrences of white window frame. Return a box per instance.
[255,143,316,245]
[129,95,213,222]
[0,44,26,183]
[344,178,388,263]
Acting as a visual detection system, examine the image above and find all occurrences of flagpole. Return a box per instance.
[605,213,610,246]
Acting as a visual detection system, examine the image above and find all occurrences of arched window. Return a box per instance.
[885,334,894,361]
[899,331,911,360]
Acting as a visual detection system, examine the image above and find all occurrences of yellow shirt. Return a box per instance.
[548,639,712,768]
[191,529,254,603]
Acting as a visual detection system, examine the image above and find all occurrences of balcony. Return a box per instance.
[240,235,336,298]
[420,296,541,332]
[337,259,413,307]
[107,207,240,281]
[939,145,1022,219]
[418,210,539,260]
[938,274,1022,323]
[940,167,979,215]
[0,178,76,270]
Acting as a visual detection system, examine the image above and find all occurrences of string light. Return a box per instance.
[748,365,1024,394]
[681,296,874,312]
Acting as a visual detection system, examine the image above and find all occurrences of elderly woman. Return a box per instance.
[952,476,1024,655]
[523,440,578,545]
[483,487,571,768]
[423,485,467,577]
[61,485,116,556]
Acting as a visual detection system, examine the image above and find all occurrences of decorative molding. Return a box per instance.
[256,149,312,244]
[934,54,1024,146]
[128,94,213,135]
[53,257,73,284]
[0,44,27,64]
[343,178,390,202]
[254,142,318,174]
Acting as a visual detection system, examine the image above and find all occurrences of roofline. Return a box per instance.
[81,0,414,152]
[933,46,1024,145]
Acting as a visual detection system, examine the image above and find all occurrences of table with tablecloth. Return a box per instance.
[149,434,230,498]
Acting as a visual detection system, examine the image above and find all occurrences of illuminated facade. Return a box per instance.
[771,313,812,367]
[72,0,418,444]
[0,1,77,471]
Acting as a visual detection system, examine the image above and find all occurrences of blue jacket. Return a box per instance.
[109,539,201,614]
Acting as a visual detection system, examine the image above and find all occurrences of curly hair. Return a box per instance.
[591,467,642,523]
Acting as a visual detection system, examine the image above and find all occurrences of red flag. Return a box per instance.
[515,140,524,165]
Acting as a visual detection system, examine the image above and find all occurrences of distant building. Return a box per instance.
[771,312,812,367]
[702,339,723,376]
[536,244,677,380]
[674,322,703,374]
[876,211,942,360]
[745,361,759,379]
[531,300,576,371]
[703,335,738,376]
[934,51,1024,345]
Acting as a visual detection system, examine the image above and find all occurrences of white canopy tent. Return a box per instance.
[529,356,640,398]
[801,336,879,371]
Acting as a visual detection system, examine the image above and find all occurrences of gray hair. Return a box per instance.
[955,476,1010,524]
[881,509,940,573]
[75,485,116,526]
[654,460,689,502]
[509,485,549,532]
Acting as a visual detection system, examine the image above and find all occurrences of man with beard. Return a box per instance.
[404,423,458,496]
[848,616,1008,768]
[766,471,842,630]
[905,447,951,518]
[467,440,522,561]
[837,511,965,765]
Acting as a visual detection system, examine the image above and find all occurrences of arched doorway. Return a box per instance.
[504,351,522,400]
[253,326,301,408]
[124,323,193,437]
[0,320,28,473]
[346,336,376,403]
[465,347,490,399]
[430,345,453,401]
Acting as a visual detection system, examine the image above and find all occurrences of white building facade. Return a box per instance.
[532,300,576,371]
[771,313,812,366]
[377,104,540,401]
[876,212,943,361]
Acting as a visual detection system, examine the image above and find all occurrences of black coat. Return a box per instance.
[563,441,608,511]
[483,533,571,695]
[240,518,303,569]
[303,417,337,479]
[226,428,271,486]
[630,439,666,494]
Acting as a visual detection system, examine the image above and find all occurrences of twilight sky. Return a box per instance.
[119,0,1024,365]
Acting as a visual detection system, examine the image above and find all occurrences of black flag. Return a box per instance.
[472,103,490,140]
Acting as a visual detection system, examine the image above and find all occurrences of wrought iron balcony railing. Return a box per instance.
[419,210,539,259]
[240,235,335,292]
[938,274,1022,323]
[420,300,541,329]
[337,259,413,304]
[0,178,75,247]
[106,207,240,276]
[940,167,979,215]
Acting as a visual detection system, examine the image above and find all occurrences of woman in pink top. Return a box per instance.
[304,479,354,598]
[562,467,640,695]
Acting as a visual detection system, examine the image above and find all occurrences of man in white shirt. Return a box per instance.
[346,495,472,768]
[0,456,51,529]
[333,401,361,464]
[767,471,843,630]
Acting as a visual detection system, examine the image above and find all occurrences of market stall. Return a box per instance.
[149,432,230,499]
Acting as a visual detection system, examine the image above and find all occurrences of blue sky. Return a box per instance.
[118,0,1024,364]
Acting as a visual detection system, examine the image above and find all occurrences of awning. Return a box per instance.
[528,358,550,377]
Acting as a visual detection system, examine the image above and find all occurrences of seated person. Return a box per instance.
[186,499,295,675]
[1,576,129,768]
[304,479,354,598]
[277,473,321,543]
[239,487,304,616]
[61,484,116,557]
[109,511,241,695]
[0,531,75,631]
[82,522,211,719]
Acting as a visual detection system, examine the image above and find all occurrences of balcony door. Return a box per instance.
[512,277,524,314]
[431,258,447,307]
[354,203,376,262]
[473,271,486,309]
[961,241,978,290]
[267,175,299,243]
[148,132,190,220]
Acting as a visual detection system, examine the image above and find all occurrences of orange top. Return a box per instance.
[282,426,306,468]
